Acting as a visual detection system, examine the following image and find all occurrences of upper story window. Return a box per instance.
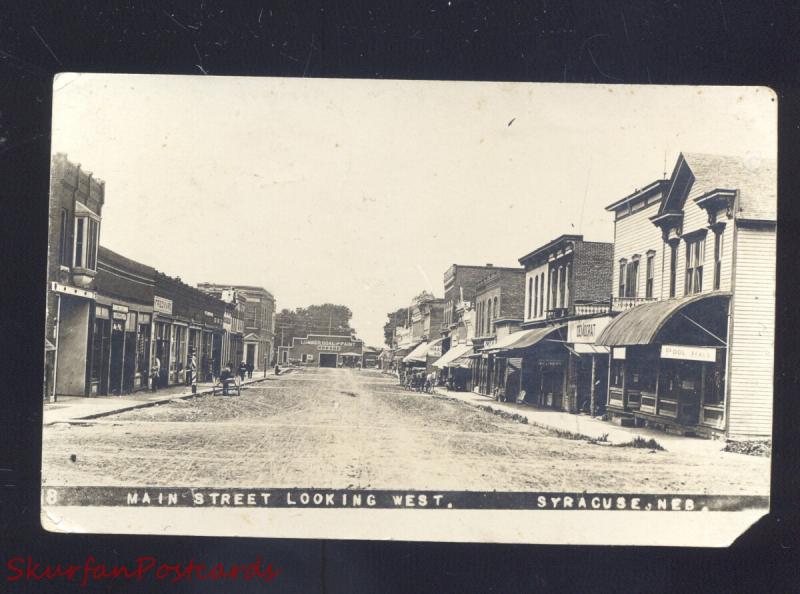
[669,242,678,298]
[532,276,538,318]
[528,277,533,318]
[685,236,705,295]
[645,252,655,299]
[58,208,70,266]
[625,258,639,298]
[539,272,545,316]
[73,203,100,271]
[618,260,626,298]
[713,229,724,290]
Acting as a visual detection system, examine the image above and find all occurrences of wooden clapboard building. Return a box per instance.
[596,153,776,439]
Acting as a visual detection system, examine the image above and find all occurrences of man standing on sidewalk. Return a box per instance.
[150,356,161,392]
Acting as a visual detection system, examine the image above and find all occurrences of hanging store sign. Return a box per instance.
[111,303,129,314]
[613,347,626,360]
[567,316,612,343]
[429,344,442,358]
[153,296,173,315]
[538,359,563,368]
[661,344,717,363]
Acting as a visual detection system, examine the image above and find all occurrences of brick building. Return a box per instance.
[470,267,526,395]
[197,284,276,372]
[476,234,614,411]
[45,154,104,400]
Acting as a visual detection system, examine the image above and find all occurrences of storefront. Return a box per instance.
[481,325,567,406]
[152,274,226,388]
[432,343,473,391]
[596,292,730,436]
[563,316,611,415]
[89,246,156,396]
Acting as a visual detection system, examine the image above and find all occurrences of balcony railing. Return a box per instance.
[611,296,658,312]
[573,301,612,316]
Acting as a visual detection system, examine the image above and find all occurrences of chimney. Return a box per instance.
[486,263,493,267]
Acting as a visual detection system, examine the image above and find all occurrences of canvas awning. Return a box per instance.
[339,352,362,357]
[404,338,444,363]
[403,341,430,363]
[432,343,472,369]
[451,353,475,368]
[596,292,731,347]
[481,324,566,353]
[392,343,419,359]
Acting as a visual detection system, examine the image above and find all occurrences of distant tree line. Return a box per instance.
[275,304,355,347]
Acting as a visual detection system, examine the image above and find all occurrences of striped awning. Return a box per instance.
[432,343,472,368]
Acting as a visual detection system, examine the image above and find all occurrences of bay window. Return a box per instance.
[73,203,100,271]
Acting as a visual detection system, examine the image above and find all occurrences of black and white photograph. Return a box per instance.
[40,75,775,545]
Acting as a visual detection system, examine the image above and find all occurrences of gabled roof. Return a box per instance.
[660,152,776,222]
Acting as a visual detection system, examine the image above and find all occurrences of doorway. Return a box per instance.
[246,343,256,369]
[109,319,125,395]
[319,353,338,368]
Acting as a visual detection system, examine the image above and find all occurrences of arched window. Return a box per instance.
[486,300,492,334]
[539,273,545,316]
[528,277,533,318]
[493,296,498,322]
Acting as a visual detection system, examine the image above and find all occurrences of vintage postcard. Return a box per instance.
[41,75,775,545]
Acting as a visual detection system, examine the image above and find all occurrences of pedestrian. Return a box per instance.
[238,360,248,381]
[246,361,253,379]
[220,365,234,396]
[186,350,197,387]
[274,363,281,376]
[150,356,161,392]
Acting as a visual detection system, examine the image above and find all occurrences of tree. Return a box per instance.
[383,307,409,347]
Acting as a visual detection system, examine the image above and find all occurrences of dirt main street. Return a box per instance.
[42,368,770,494]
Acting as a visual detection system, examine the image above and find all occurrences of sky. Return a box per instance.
[51,74,776,347]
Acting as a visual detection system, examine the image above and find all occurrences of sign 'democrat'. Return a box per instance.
[153,296,173,315]
[567,316,612,343]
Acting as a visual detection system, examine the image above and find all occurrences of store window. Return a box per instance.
[610,359,624,388]
[626,349,658,392]
[91,306,111,383]
[685,236,705,295]
[136,316,151,378]
[645,253,655,298]
[705,351,726,406]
